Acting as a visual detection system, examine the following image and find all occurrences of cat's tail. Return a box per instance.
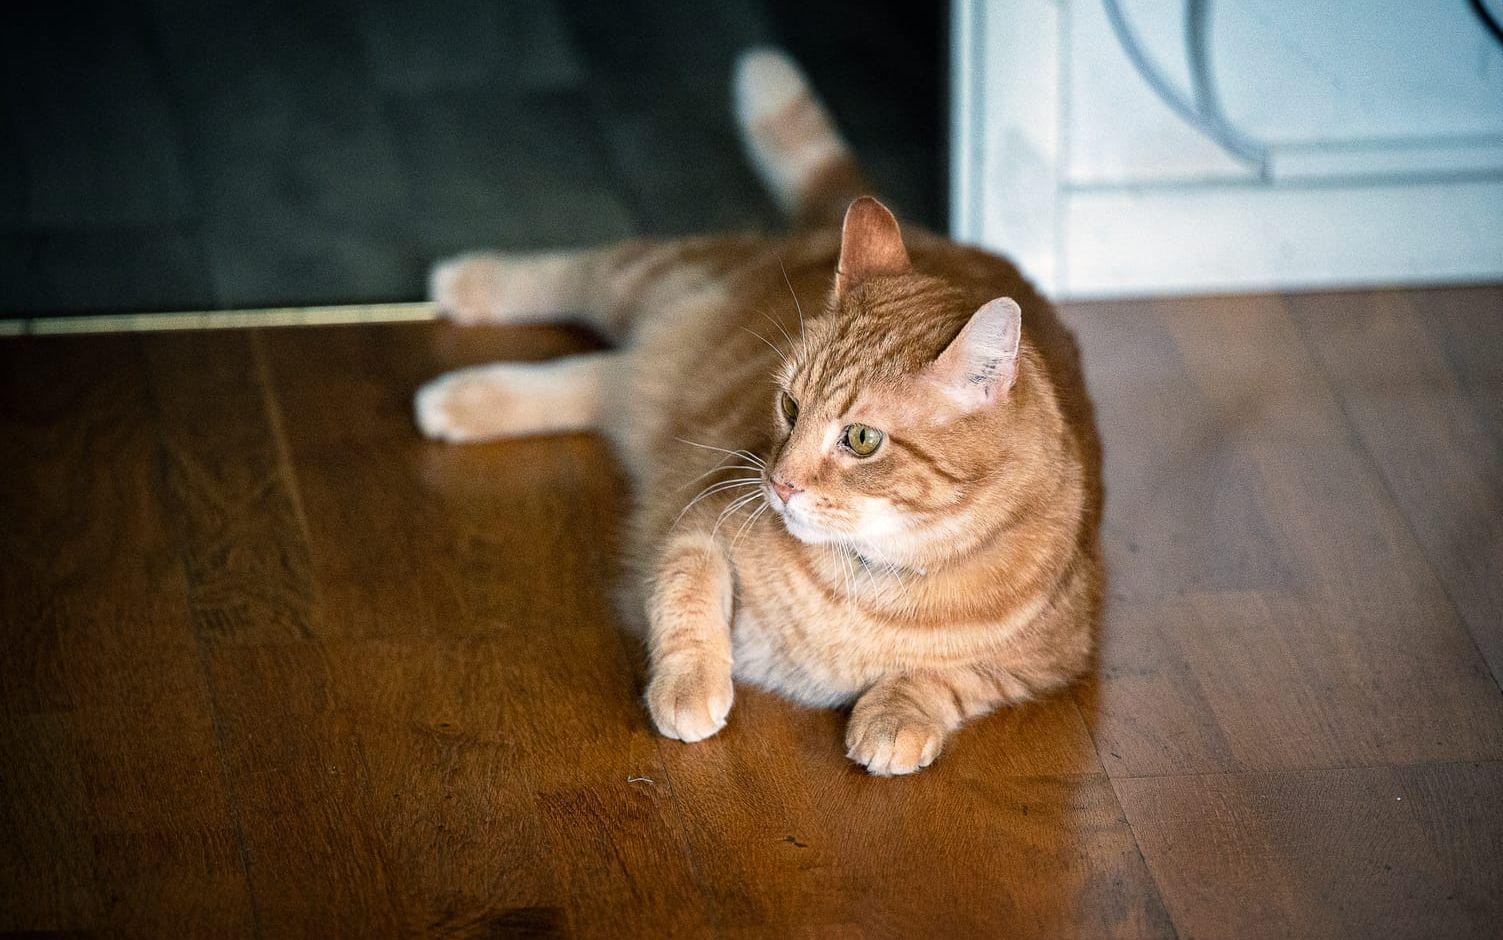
[733,47,869,227]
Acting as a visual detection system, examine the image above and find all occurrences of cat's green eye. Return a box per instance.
[779,392,799,425]
[843,424,884,457]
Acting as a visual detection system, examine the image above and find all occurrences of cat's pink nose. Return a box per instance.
[771,478,802,502]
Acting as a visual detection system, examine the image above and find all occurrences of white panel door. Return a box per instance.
[952,0,1503,297]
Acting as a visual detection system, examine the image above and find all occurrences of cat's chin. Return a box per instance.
[778,511,835,546]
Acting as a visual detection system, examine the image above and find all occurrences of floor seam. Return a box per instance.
[134,334,266,939]
[1105,754,1503,783]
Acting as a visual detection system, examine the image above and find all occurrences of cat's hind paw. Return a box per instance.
[430,254,512,324]
[430,251,579,326]
[414,368,501,443]
[414,355,608,443]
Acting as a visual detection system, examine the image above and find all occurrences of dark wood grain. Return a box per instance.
[1286,286,1503,687]
[254,322,715,935]
[0,336,254,933]
[652,684,1172,936]
[2,283,1501,934]
[141,330,316,645]
[1066,293,1503,779]
[1116,761,1503,939]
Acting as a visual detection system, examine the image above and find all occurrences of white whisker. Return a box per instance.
[740,326,789,366]
[778,258,806,347]
[674,478,762,527]
[674,438,766,467]
[757,307,796,357]
[731,501,769,551]
[676,461,764,492]
[711,491,763,539]
[856,553,875,581]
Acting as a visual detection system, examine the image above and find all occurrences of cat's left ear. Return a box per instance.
[925,297,1022,411]
[836,197,911,296]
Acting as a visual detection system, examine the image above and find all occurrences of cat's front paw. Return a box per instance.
[646,659,733,743]
[845,709,945,776]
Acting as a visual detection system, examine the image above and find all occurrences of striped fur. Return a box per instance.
[414,49,1101,775]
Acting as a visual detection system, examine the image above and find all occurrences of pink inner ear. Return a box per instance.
[929,297,1023,411]
[836,197,911,294]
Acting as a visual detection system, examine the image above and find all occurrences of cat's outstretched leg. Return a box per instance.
[414,352,615,443]
[644,532,735,742]
[430,238,748,341]
[420,235,766,442]
[430,250,607,328]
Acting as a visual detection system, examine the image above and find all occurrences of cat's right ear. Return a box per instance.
[924,297,1023,411]
[836,197,911,296]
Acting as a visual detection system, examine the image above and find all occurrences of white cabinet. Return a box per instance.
[952,0,1503,297]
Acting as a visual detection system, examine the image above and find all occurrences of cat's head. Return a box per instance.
[763,197,1046,569]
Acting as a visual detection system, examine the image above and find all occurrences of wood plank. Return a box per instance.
[1061,298,1301,602]
[141,331,316,645]
[1425,285,1503,438]
[1117,762,1503,939]
[1287,286,1503,687]
[1064,294,1503,777]
[0,713,98,930]
[256,321,715,934]
[141,328,410,933]
[6,277,1500,932]
[0,335,254,933]
[1098,591,1503,776]
[260,320,1169,934]
[655,685,1172,936]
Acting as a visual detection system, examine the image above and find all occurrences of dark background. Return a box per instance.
[0,0,946,317]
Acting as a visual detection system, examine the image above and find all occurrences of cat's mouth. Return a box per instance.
[766,485,837,545]
[766,487,916,568]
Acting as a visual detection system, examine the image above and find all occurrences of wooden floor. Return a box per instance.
[3,284,1501,937]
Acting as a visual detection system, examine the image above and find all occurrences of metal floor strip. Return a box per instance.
[1,302,439,336]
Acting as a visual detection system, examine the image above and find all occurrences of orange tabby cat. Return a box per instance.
[416,49,1101,775]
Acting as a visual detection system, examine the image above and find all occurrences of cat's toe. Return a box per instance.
[414,374,466,441]
[415,375,457,440]
[646,663,733,743]
[845,713,944,776]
